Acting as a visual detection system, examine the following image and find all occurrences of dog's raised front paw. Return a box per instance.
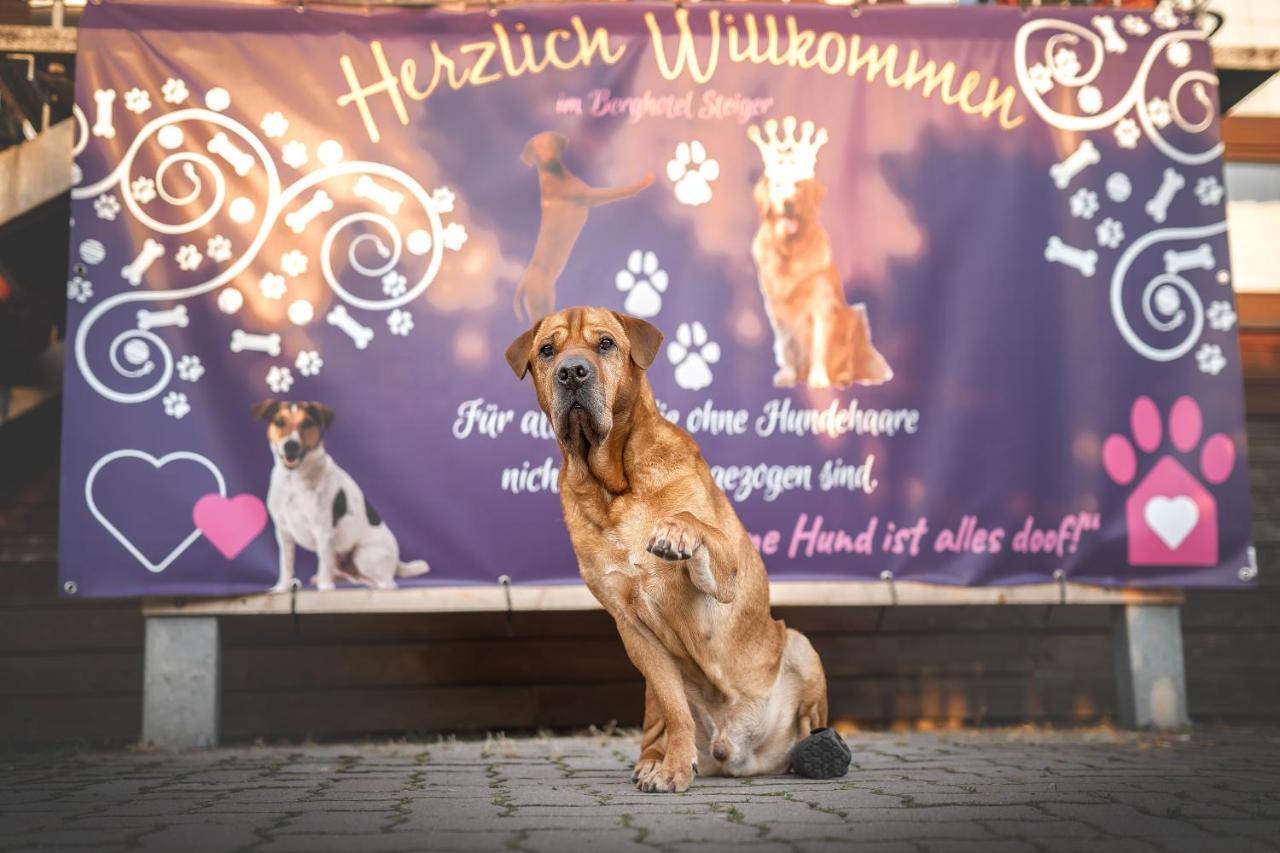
[646,516,701,562]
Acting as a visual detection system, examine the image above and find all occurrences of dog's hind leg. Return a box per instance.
[350,544,400,590]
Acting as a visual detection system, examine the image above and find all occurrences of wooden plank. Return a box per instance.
[0,24,77,54]
[0,118,72,227]
[144,581,1182,617]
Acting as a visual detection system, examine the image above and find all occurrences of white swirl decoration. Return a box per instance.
[1110,221,1226,362]
[1014,19,1222,166]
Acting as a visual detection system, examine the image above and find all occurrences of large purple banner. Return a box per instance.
[60,0,1254,598]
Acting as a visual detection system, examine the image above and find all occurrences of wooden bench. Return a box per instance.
[140,580,1187,748]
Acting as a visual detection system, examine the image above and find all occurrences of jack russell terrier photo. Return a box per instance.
[253,399,429,592]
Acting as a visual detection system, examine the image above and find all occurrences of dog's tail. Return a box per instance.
[396,559,431,578]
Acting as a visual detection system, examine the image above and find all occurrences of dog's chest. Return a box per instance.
[269,482,334,550]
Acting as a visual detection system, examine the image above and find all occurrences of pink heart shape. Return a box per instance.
[193,493,268,560]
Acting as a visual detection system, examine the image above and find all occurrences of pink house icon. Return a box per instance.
[1125,456,1218,566]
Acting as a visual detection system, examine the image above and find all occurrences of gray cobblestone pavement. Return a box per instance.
[2,728,1279,853]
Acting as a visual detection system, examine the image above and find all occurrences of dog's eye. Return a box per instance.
[273,418,286,428]
[598,337,614,353]
[539,343,554,359]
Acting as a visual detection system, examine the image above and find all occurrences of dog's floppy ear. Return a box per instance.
[252,399,281,421]
[614,312,664,370]
[505,317,545,380]
[305,402,335,432]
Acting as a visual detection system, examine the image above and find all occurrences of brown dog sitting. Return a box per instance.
[506,307,839,792]
[513,132,653,323]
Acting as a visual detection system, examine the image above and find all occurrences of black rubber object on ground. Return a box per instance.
[790,727,852,779]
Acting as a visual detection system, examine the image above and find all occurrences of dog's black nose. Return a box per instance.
[283,440,301,460]
[556,356,593,390]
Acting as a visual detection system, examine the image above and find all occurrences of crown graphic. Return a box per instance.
[747,116,829,184]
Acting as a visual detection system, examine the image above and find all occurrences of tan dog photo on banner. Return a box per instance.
[506,308,850,792]
[513,132,653,323]
[748,117,893,389]
[253,400,430,592]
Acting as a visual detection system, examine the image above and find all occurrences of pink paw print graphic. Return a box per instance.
[1103,396,1236,566]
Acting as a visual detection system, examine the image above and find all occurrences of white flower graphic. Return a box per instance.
[1152,1,1179,30]
[431,186,456,214]
[1121,15,1151,37]
[266,365,294,394]
[1096,218,1125,250]
[1196,343,1226,376]
[1069,188,1099,220]
[1077,86,1102,115]
[259,273,287,301]
[388,309,414,336]
[1207,301,1238,332]
[260,111,289,139]
[667,141,720,207]
[1029,63,1053,95]
[382,271,408,298]
[131,176,157,204]
[161,77,188,104]
[175,244,203,271]
[295,350,324,377]
[666,321,721,392]
[1166,41,1191,69]
[94,193,121,221]
[1195,176,1225,206]
[67,276,93,304]
[123,87,151,114]
[1148,98,1172,129]
[1052,48,1081,82]
[206,235,232,263]
[162,391,190,419]
[615,250,669,318]
[281,250,308,277]
[281,140,308,170]
[176,355,205,382]
[442,222,468,251]
[1115,118,1141,149]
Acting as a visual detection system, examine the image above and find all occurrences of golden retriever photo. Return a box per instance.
[748,118,893,389]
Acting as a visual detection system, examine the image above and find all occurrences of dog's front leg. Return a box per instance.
[270,529,297,594]
[313,533,339,592]
[647,512,738,604]
[613,617,698,792]
[632,682,667,784]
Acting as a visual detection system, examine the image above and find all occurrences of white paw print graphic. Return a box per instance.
[131,176,157,204]
[1195,176,1225,207]
[162,391,190,419]
[666,321,721,392]
[1147,97,1172,129]
[388,309,414,336]
[615,250,668,318]
[259,273,287,301]
[1195,343,1226,376]
[1051,48,1081,83]
[161,78,188,104]
[382,271,408,298]
[1028,63,1053,95]
[67,276,93,304]
[123,87,151,114]
[266,365,294,394]
[1069,188,1099,220]
[1114,117,1141,149]
[94,193,121,221]
[441,222,468,251]
[1152,1,1179,30]
[1096,218,1125,249]
[281,140,308,170]
[1121,15,1151,37]
[1207,301,1237,332]
[667,141,720,207]
[431,186,456,213]
[281,250,308,277]
[295,350,324,377]
[175,244,203,271]
[206,235,233,263]
[260,111,289,139]
[176,354,205,382]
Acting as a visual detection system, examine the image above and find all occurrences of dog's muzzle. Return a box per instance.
[551,355,609,449]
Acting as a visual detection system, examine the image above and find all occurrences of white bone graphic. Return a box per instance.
[353,176,404,215]
[1049,139,1100,190]
[1092,16,1128,54]
[285,190,334,234]
[136,305,189,331]
[92,89,116,139]
[1045,236,1098,278]
[230,329,282,357]
[207,132,254,177]
[327,304,373,350]
[1164,243,1216,276]
[121,239,165,287]
[1145,168,1186,223]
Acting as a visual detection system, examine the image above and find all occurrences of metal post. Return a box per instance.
[142,617,221,748]
[1112,604,1190,730]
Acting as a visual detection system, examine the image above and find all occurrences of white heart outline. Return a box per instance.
[84,449,227,573]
